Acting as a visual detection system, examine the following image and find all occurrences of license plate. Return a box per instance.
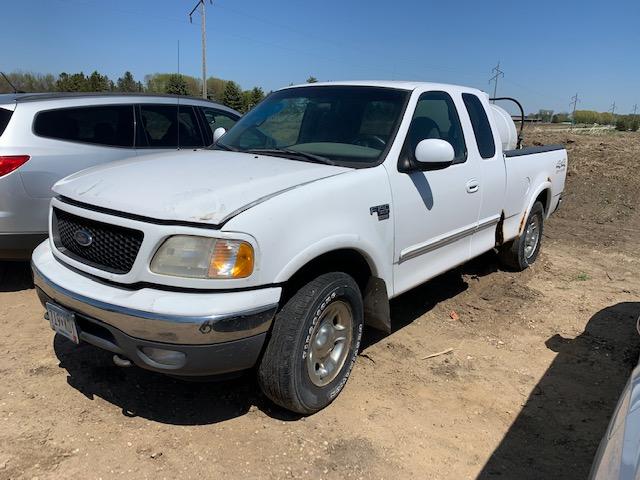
[46,302,79,344]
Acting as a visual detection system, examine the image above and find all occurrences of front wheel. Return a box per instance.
[498,201,544,271]
[257,272,364,414]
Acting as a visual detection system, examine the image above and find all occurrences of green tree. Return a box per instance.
[250,87,265,106]
[146,73,197,96]
[552,112,570,123]
[306,76,318,83]
[0,71,56,93]
[55,72,88,92]
[222,81,244,111]
[86,70,111,91]
[116,71,138,92]
[206,77,228,101]
[165,74,190,95]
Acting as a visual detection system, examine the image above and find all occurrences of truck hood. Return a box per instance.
[53,150,349,225]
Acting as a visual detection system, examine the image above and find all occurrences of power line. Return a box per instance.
[488,61,504,102]
[189,0,212,99]
[570,93,580,124]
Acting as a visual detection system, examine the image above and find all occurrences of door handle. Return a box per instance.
[466,180,480,193]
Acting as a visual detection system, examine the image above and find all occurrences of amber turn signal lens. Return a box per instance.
[208,240,254,279]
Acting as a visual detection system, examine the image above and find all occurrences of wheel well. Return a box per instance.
[535,189,550,214]
[281,249,373,304]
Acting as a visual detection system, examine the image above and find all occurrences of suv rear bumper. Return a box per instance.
[32,241,281,376]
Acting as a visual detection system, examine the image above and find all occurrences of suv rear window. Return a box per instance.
[0,108,13,137]
[137,105,205,148]
[33,105,134,147]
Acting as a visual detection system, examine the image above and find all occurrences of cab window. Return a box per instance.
[404,91,467,164]
[462,93,496,159]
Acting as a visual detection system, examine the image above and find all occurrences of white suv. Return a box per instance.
[0,93,240,259]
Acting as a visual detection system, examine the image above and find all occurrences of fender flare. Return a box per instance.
[273,234,385,284]
[518,181,551,235]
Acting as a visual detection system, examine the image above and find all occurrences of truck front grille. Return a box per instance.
[53,207,143,274]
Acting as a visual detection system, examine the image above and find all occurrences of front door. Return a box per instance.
[389,90,481,296]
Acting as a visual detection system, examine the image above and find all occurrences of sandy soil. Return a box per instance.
[1,126,639,480]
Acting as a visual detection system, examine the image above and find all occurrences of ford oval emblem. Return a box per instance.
[73,229,93,247]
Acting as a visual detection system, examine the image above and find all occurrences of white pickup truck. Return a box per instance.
[32,81,567,414]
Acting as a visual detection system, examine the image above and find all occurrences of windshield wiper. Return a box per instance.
[246,148,336,166]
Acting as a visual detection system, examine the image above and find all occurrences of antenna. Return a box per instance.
[1,72,20,93]
[488,61,504,102]
[189,0,213,99]
[177,39,181,150]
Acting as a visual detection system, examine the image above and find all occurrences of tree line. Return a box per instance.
[572,110,639,131]
[0,70,267,113]
[525,109,639,131]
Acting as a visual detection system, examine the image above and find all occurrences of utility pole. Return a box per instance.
[488,61,504,102]
[570,93,580,125]
[189,0,212,99]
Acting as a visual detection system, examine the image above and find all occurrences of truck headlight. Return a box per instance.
[150,236,254,279]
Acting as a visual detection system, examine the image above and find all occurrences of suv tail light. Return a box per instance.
[0,155,30,178]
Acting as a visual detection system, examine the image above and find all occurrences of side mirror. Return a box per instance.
[413,139,455,170]
[213,127,226,143]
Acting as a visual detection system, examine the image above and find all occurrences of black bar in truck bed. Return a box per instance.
[504,144,565,157]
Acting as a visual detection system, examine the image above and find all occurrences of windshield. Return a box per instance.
[217,86,409,167]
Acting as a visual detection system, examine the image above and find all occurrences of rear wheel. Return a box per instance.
[499,201,544,271]
[257,272,363,414]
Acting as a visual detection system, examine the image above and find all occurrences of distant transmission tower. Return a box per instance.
[489,61,504,102]
[189,0,213,99]
[633,104,638,117]
[570,93,580,125]
[610,101,617,125]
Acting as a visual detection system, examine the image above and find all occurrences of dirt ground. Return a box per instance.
[1,125,639,480]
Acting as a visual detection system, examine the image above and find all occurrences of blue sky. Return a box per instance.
[2,0,639,114]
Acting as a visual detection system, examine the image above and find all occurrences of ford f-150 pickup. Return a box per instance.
[32,81,567,414]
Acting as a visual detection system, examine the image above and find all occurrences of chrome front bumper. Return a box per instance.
[33,264,277,345]
[30,242,281,346]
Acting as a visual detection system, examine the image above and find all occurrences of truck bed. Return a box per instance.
[501,144,568,242]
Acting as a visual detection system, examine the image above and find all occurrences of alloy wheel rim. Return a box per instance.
[524,214,541,259]
[306,300,353,387]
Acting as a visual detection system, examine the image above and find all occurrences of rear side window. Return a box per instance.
[137,105,204,148]
[34,105,134,147]
[462,93,496,159]
[0,108,12,136]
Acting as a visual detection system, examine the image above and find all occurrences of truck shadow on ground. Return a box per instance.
[52,252,500,426]
[0,261,34,292]
[362,251,499,349]
[477,302,640,480]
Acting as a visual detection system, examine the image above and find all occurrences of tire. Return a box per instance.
[499,201,544,271]
[258,272,364,414]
